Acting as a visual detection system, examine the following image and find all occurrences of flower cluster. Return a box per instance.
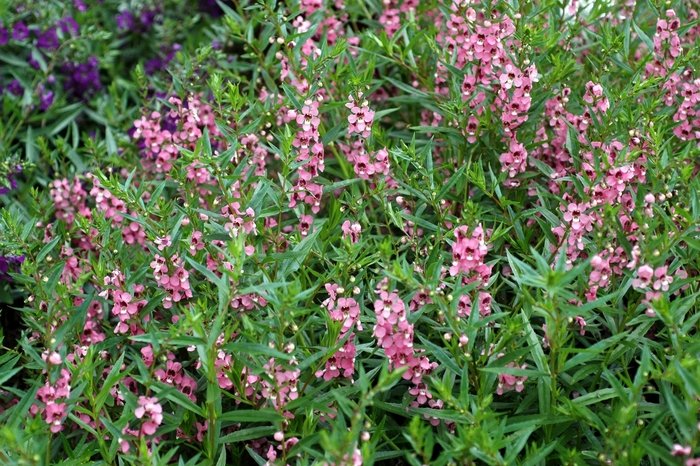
[346,93,375,138]
[341,221,361,243]
[261,358,301,414]
[317,285,362,381]
[154,356,198,402]
[131,95,220,173]
[342,93,392,185]
[372,282,437,401]
[435,5,537,185]
[222,202,257,239]
[61,57,101,101]
[496,360,528,395]
[134,396,163,435]
[149,253,193,310]
[582,81,610,114]
[31,369,72,433]
[450,224,493,318]
[101,269,148,334]
[287,98,325,214]
[3,0,700,464]
[49,177,90,226]
[653,9,682,65]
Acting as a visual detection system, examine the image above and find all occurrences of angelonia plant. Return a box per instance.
[1,0,700,465]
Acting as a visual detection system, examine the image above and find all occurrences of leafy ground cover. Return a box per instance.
[2,0,700,464]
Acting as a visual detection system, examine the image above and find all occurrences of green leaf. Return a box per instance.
[479,366,547,377]
[0,52,29,67]
[277,226,321,280]
[105,127,118,156]
[222,342,292,360]
[96,351,128,411]
[25,127,37,163]
[321,178,362,194]
[36,236,61,264]
[571,388,627,406]
[48,107,84,137]
[219,426,278,444]
[0,354,21,387]
[151,385,204,417]
[218,409,283,423]
[384,76,429,97]
[561,333,628,372]
[436,161,468,200]
[632,22,654,53]
[281,84,302,110]
[417,336,461,375]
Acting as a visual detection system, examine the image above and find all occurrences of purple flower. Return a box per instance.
[37,83,54,110]
[58,17,79,36]
[12,21,28,41]
[116,11,134,30]
[0,255,25,282]
[62,56,101,101]
[40,91,54,110]
[145,43,181,75]
[7,79,23,96]
[140,9,158,28]
[37,27,59,51]
[73,0,87,11]
[0,26,8,45]
[144,58,164,75]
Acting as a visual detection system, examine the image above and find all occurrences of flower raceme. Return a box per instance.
[372,283,438,390]
[317,286,362,381]
[346,93,375,139]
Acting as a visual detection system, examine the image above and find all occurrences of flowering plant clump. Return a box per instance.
[2,0,700,465]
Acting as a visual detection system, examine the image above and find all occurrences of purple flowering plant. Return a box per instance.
[1,0,700,465]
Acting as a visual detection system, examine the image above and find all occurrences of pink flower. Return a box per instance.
[154,235,172,251]
[48,352,62,365]
[341,221,361,243]
[633,264,655,289]
[296,100,320,131]
[299,214,314,236]
[190,231,205,254]
[653,265,673,291]
[672,444,692,456]
[322,283,339,310]
[135,396,163,435]
[155,360,183,386]
[563,203,592,232]
[499,64,523,90]
[141,345,154,366]
[179,375,198,402]
[195,421,208,442]
[496,362,528,395]
[222,202,257,237]
[45,402,67,433]
[499,139,528,178]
